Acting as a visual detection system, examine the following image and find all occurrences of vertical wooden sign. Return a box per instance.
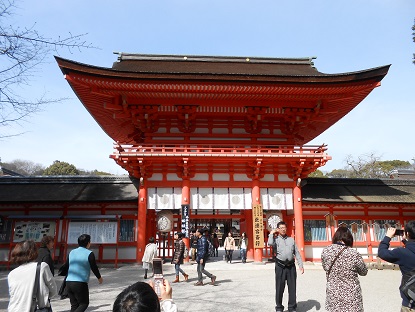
[252,204,264,248]
[181,204,190,238]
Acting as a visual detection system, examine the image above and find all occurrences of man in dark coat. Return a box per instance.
[194,228,216,286]
[378,221,415,310]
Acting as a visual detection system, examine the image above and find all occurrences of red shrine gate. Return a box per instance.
[56,54,389,263]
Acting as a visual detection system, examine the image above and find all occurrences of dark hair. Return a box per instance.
[148,237,155,243]
[11,240,38,265]
[405,221,415,239]
[196,229,203,234]
[78,234,91,247]
[177,232,183,239]
[241,232,247,238]
[332,226,353,247]
[277,221,287,228]
[40,235,54,248]
[113,282,160,312]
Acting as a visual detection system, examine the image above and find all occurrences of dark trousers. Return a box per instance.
[197,260,213,282]
[275,264,297,312]
[225,249,233,262]
[66,281,89,312]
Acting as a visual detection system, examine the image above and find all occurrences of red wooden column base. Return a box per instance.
[252,180,263,263]
[136,187,147,263]
[293,185,305,262]
[244,209,254,261]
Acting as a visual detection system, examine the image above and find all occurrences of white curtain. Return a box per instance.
[260,188,294,210]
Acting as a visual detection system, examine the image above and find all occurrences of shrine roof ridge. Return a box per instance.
[113,52,317,65]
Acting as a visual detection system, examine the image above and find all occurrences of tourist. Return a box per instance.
[64,234,103,312]
[238,232,248,263]
[171,232,189,283]
[194,228,216,286]
[321,226,368,312]
[267,221,304,312]
[113,280,177,312]
[37,235,55,276]
[223,231,235,263]
[378,221,415,311]
[142,237,158,279]
[8,240,57,312]
[212,233,220,257]
[190,230,198,262]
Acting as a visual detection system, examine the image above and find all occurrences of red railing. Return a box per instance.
[112,143,330,159]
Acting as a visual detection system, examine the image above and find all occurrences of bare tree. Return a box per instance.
[413,19,415,64]
[1,158,44,175]
[0,0,95,137]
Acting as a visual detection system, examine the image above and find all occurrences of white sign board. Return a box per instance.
[68,221,118,244]
[13,222,56,242]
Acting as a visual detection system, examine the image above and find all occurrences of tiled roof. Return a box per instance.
[0,176,138,202]
[111,54,323,77]
[302,178,415,204]
[1,176,415,204]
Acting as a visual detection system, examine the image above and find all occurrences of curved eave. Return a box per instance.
[55,56,390,84]
[55,56,390,145]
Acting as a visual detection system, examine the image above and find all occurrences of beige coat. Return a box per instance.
[142,243,158,264]
[224,236,235,250]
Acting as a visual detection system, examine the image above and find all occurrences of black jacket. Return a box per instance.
[37,246,55,276]
[378,237,415,307]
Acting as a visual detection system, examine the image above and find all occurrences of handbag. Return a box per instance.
[33,262,53,312]
[326,246,347,281]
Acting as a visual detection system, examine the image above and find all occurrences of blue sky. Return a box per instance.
[2,0,414,174]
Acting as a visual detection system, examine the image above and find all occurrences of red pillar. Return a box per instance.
[252,180,263,263]
[182,179,190,262]
[293,185,305,261]
[136,186,147,263]
[244,209,254,261]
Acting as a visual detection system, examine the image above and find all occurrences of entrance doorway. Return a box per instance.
[189,218,241,246]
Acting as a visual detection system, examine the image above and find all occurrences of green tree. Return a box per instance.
[43,160,79,176]
[327,169,352,178]
[308,169,327,178]
[78,169,112,176]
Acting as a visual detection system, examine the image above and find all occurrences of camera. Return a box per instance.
[395,229,404,236]
[152,258,164,297]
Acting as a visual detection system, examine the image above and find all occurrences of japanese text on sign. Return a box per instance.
[252,204,264,248]
[181,204,190,238]
[68,221,117,244]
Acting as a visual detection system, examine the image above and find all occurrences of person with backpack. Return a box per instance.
[194,228,216,286]
[378,221,415,311]
[171,232,189,283]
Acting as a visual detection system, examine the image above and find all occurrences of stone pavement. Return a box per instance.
[0,254,403,312]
